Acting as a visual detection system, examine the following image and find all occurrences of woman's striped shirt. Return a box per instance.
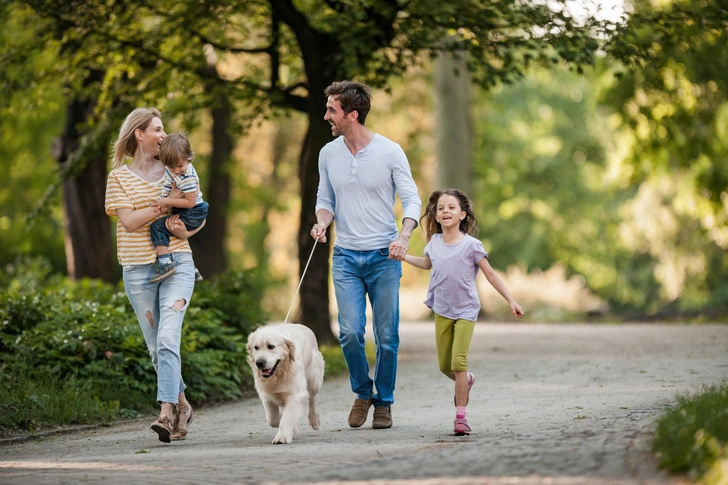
[105,165,191,266]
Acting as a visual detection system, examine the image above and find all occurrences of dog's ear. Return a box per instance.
[245,337,254,364]
[283,337,296,362]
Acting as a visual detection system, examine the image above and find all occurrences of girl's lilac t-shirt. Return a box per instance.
[424,233,488,321]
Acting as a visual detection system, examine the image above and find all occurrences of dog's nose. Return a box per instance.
[255,359,266,369]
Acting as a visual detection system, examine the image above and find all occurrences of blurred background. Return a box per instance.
[2,0,727,337]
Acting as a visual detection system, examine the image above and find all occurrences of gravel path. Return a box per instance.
[1,322,726,485]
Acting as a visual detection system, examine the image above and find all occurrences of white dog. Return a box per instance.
[246,323,325,444]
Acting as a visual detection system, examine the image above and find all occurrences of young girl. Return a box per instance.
[404,188,524,436]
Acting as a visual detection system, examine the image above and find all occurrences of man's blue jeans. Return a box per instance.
[332,246,402,407]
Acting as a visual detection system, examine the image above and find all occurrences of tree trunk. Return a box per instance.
[435,49,473,194]
[55,79,115,283]
[189,88,232,277]
[297,90,337,345]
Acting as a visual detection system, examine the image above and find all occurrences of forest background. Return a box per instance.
[2,0,728,345]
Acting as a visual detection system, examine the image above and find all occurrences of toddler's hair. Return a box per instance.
[420,188,478,242]
[159,132,194,168]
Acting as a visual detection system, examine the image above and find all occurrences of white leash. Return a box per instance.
[282,238,318,325]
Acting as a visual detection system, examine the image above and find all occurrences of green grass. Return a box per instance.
[652,384,728,484]
[320,340,376,379]
[0,367,120,436]
[320,344,348,377]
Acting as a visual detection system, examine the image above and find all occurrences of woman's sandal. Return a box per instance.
[150,414,174,443]
[171,404,194,441]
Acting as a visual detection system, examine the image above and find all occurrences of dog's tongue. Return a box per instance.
[262,368,273,377]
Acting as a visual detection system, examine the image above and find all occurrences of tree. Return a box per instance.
[232,0,613,342]
[435,48,473,193]
[603,0,728,312]
[4,0,615,342]
[470,66,662,311]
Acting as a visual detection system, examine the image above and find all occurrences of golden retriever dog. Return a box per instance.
[246,323,325,444]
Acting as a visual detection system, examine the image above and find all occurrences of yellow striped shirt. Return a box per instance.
[105,165,192,266]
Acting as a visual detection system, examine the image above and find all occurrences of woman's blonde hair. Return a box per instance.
[421,188,479,242]
[111,107,162,169]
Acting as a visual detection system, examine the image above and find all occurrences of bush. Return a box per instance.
[0,258,267,435]
[320,344,347,377]
[653,384,728,483]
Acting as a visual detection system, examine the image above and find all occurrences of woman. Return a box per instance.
[105,107,201,443]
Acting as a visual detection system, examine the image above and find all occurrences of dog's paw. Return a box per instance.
[309,413,320,430]
[272,431,293,444]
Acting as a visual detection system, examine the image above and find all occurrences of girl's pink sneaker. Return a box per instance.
[454,417,471,436]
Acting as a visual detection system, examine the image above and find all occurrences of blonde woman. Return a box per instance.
[105,108,202,442]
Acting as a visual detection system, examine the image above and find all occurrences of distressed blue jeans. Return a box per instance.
[123,252,195,404]
[332,246,402,407]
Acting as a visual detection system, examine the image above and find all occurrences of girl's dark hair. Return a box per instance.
[324,80,372,124]
[420,188,478,242]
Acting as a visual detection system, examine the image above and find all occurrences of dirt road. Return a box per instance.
[1,322,726,485]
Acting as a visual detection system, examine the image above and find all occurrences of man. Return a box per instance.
[311,80,421,429]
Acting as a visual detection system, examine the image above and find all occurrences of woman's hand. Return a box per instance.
[166,215,205,239]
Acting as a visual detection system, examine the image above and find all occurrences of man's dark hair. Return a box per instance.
[324,80,372,125]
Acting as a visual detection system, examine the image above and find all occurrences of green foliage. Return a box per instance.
[0,367,120,433]
[603,0,728,313]
[0,259,266,434]
[653,385,728,482]
[320,344,347,378]
[320,341,374,379]
[193,268,268,336]
[472,66,662,311]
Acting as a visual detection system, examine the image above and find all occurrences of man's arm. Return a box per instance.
[391,147,422,228]
[312,148,335,243]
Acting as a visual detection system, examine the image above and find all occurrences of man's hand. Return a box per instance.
[311,223,327,243]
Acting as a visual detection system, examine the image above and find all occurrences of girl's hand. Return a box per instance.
[511,302,524,319]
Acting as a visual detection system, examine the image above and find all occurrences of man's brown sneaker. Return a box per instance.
[348,398,372,428]
[372,406,392,429]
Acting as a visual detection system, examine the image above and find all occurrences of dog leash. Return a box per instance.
[282,238,318,325]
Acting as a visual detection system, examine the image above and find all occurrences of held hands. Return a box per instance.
[388,233,409,261]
